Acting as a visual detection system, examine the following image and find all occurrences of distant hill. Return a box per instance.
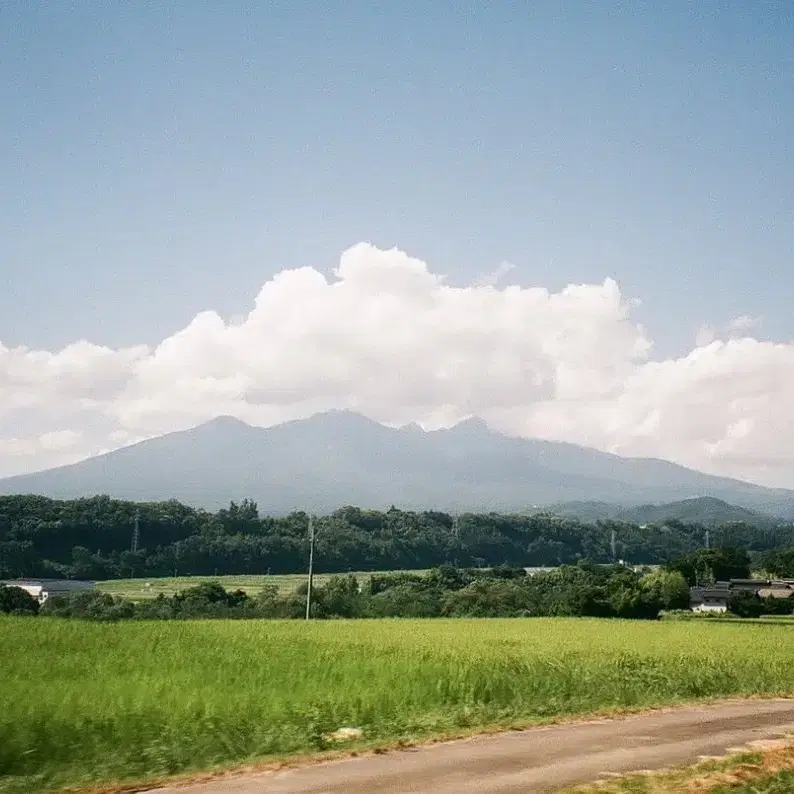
[1,411,793,518]
[548,497,781,527]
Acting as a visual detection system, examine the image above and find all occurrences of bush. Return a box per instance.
[43,591,134,621]
[760,595,794,616]
[728,592,765,618]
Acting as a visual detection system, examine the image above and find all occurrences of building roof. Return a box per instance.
[758,588,794,599]
[691,587,730,600]
[0,579,95,589]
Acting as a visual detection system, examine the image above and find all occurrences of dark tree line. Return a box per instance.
[1,495,793,581]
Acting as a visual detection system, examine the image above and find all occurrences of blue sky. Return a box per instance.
[3,1,792,356]
[3,1,794,488]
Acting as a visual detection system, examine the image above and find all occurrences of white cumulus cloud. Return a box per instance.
[1,243,793,488]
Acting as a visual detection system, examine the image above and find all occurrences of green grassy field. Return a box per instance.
[97,571,430,600]
[3,617,794,794]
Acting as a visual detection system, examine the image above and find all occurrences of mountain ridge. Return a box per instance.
[1,411,793,518]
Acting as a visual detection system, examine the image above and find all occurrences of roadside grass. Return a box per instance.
[3,617,794,794]
[569,739,794,792]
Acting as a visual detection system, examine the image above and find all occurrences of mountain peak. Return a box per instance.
[195,415,255,434]
[446,416,492,434]
[400,421,425,434]
[301,409,385,429]
[203,415,251,428]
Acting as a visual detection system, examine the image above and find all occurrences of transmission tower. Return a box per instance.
[131,512,140,553]
[610,527,617,562]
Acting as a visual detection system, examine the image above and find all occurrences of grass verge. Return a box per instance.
[569,738,794,792]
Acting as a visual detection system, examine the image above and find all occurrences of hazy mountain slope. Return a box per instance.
[1,411,793,517]
[613,497,779,528]
[544,501,623,522]
[548,497,780,527]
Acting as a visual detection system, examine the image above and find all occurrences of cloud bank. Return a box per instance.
[2,243,793,488]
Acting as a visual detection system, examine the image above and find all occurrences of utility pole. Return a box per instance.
[305,515,315,620]
[131,511,140,553]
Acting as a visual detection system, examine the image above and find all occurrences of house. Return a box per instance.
[689,579,794,613]
[0,579,95,604]
[690,585,730,613]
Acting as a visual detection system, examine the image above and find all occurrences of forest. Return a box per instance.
[1,494,793,581]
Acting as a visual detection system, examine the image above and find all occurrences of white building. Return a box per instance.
[689,585,730,613]
[0,579,95,604]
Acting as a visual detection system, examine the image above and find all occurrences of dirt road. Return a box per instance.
[148,699,794,793]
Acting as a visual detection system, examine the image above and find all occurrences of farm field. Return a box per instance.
[3,617,794,794]
[97,571,431,600]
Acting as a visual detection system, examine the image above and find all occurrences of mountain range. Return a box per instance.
[1,410,793,519]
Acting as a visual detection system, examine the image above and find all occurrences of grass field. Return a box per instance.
[97,571,430,600]
[3,617,794,794]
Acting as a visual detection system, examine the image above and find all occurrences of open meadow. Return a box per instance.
[2,616,794,794]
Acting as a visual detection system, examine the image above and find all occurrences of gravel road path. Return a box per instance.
[148,699,794,793]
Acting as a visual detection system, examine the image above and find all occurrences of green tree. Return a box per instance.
[641,569,691,611]
[666,548,750,586]
[253,584,286,617]
[0,584,39,615]
[757,548,794,578]
[314,575,363,618]
[171,581,250,617]
[367,584,443,617]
